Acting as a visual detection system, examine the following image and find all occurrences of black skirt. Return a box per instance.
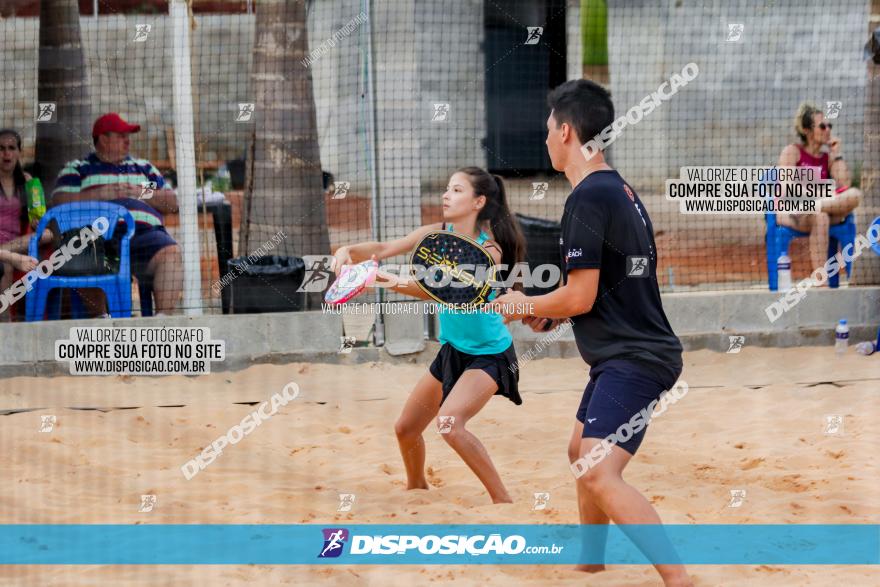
[429,342,522,406]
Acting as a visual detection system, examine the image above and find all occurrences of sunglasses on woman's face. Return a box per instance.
[816,123,832,130]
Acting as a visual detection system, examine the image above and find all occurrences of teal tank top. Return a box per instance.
[437,225,512,355]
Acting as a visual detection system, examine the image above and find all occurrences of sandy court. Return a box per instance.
[0,346,878,586]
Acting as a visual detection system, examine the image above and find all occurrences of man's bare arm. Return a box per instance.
[145,188,179,214]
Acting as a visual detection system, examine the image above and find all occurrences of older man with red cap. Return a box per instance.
[51,112,182,315]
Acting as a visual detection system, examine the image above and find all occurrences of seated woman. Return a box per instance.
[0,129,51,319]
[776,102,862,278]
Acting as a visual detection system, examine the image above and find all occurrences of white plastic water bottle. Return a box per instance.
[777,254,792,292]
[835,319,849,354]
[855,341,875,356]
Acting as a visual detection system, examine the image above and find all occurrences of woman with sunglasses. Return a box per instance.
[776,102,862,278]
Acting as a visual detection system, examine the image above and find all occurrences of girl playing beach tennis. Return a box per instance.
[331,166,525,503]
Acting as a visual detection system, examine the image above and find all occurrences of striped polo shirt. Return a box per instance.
[53,152,167,236]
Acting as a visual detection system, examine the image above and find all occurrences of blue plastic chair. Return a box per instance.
[870,216,880,350]
[765,212,857,291]
[25,202,136,321]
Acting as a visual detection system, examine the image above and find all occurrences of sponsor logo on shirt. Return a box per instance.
[566,248,582,261]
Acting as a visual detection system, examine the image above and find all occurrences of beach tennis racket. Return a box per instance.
[324,259,378,305]
[409,231,502,308]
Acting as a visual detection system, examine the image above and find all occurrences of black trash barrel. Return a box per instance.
[515,213,562,296]
[228,255,306,313]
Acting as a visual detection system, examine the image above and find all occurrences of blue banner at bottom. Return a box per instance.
[1,525,877,565]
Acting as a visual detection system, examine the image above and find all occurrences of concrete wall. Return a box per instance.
[3,287,878,377]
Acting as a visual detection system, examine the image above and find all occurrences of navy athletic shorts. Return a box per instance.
[576,359,681,456]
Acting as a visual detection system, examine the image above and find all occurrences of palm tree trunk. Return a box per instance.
[244,0,330,308]
[36,0,91,194]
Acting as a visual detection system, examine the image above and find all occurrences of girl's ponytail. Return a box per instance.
[457,167,526,286]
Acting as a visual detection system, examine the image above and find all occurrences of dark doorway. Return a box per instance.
[484,0,568,173]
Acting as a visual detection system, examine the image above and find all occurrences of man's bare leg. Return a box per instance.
[568,420,609,572]
[146,245,182,314]
[576,437,693,587]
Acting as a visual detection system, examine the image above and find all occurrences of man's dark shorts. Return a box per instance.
[576,359,683,456]
[130,227,177,281]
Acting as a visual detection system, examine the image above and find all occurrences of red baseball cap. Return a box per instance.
[92,112,141,138]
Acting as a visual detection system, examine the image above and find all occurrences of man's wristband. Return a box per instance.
[833,155,844,162]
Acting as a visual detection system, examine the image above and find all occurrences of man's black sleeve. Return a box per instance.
[561,193,609,271]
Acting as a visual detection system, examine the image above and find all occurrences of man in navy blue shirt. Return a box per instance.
[495,80,691,587]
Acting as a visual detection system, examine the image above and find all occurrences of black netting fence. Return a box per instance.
[1,0,878,322]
